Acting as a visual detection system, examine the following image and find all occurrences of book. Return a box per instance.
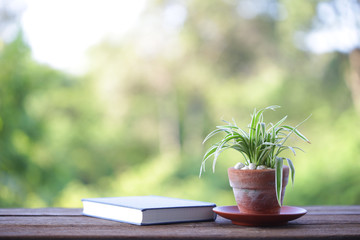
[82,195,217,225]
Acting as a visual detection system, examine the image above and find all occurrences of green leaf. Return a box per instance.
[286,158,295,186]
[293,146,305,152]
[199,145,218,176]
[221,119,231,125]
[266,105,281,111]
[279,145,297,156]
[249,108,258,140]
[249,106,278,140]
[214,134,241,158]
[231,145,250,162]
[281,125,310,143]
[202,144,218,162]
[202,128,226,144]
[271,124,276,142]
[231,140,250,155]
[212,146,231,172]
[268,115,287,133]
[255,122,262,142]
[258,145,272,165]
[275,157,284,206]
[216,125,239,130]
[261,122,266,137]
[237,127,249,138]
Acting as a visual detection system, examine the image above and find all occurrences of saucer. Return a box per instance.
[213,205,307,226]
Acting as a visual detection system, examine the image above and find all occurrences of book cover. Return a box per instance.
[82,195,216,225]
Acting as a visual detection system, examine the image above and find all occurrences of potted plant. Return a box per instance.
[200,105,310,214]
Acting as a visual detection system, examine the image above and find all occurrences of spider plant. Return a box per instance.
[200,105,310,205]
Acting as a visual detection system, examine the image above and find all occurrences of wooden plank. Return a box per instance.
[304,205,360,214]
[1,206,359,216]
[0,208,82,216]
[0,207,360,239]
[3,213,359,226]
[1,219,360,239]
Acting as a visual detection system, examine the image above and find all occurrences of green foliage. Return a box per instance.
[200,106,310,205]
[1,0,360,208]
[201,106,310,170]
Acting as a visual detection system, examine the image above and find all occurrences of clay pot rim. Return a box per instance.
[229,165,289,171]
[229,167,274,171]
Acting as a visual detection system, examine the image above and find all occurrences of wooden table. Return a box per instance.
[1,206,360,239]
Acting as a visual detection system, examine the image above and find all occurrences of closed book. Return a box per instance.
[82,195,216,225]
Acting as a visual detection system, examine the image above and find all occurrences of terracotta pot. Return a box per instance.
[228,166,289,214]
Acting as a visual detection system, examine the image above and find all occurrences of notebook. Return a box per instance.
[82,195,216,225]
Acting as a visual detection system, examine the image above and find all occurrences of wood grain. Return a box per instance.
[1,206,360,239]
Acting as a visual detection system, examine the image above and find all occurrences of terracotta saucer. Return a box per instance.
[213,205,307,226]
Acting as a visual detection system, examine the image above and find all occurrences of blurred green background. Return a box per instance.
[1,0,360,208]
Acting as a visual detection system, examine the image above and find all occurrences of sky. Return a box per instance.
[17,0,360,74]
[21,0,146,74]
[304,0,360,54]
